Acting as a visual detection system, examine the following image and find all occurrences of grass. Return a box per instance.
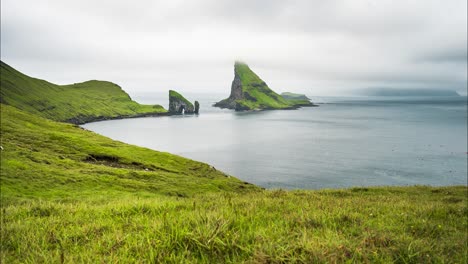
[2,186,466,263]
[0,104,257,203]
[0,61,166,124]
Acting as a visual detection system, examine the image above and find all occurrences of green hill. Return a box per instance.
[214,62,309,111]
[0,104,256,202]
[0,61,166,124]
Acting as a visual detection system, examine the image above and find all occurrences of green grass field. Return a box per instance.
[0,61,166,124]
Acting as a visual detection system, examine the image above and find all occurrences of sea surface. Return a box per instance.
[83,94,467,189]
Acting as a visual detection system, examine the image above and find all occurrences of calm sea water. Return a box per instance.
[83,94,467,189]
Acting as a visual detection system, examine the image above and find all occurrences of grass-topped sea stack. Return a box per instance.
[214,61,315,111]
[168,90,199,114]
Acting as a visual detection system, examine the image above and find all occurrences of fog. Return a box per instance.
[1,0,466,96]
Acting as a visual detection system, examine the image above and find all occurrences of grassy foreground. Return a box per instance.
[2,186,466,263]
[0,61,166,124]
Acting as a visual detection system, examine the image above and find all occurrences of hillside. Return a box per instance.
[214,62,308,111]
[0,104,257,203]
[0,61,166,124]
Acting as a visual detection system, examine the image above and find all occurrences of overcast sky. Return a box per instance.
[1,0,467,96]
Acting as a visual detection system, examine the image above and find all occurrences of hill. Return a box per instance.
[0,104,257,202]
[0,61,166,124]
[214,62,309,111]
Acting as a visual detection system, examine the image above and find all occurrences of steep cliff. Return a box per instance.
[168,90,196,114]
[214,62,299,111]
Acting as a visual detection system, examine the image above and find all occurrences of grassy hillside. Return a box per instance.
[0,104,257,203]
[0,61,166,124]
[1,105,467,263]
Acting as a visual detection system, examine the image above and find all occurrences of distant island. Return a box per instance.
[358,87,460,97]
[214,62,315,111]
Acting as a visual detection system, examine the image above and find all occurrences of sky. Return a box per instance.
[1,0,467,96]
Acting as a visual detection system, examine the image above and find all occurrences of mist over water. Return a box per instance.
[83,95,467,189]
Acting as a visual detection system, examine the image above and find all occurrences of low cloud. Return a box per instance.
[1,0,466,95]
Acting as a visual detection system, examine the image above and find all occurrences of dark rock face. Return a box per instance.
[194,101,200,114]
[168,90,195,114]
[213,70,243,109]
[169,100,194,114]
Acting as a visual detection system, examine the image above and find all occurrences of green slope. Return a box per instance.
[0,104,257,203]
[0,61,166,124]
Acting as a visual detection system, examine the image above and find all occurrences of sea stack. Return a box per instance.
[214,62,302,111]
[168,90,195,114]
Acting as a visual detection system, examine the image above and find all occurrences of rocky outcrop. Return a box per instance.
[214,62,293,111]
[169,90,200,115]
[194,101,200,114]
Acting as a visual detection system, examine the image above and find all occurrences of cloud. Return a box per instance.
[1,0,466,95]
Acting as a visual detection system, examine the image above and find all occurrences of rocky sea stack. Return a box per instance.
[168,90,199,114]
[214,62,315,111]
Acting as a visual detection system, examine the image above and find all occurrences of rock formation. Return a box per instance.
[194,101,200,114]
[214,62,299,111]
[168,90,195,114]
[168,90,201,115]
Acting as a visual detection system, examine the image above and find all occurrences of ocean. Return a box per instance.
[83,94,467,189]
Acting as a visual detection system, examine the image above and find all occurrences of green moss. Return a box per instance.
[0,61,167,124]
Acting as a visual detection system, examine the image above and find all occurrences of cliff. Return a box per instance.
[169,90,199,114]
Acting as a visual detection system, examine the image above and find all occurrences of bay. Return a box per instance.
[83,94,467,189]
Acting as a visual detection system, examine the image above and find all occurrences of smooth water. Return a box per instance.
[83,95,467,189]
